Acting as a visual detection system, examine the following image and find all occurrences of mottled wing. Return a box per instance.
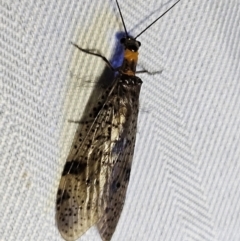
[97,75,142,241]
[56,74,142,241]
[56,82,119,241]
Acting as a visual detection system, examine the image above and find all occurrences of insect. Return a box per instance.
[56,0,181,240]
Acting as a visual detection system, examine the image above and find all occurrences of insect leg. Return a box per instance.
[136,69,162,75]
[71,42,115,71]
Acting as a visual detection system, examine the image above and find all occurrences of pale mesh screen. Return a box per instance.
[1,0,240,240]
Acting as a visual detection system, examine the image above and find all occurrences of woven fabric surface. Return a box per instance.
[1,0,240,240]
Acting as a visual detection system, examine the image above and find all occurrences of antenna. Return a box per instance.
[135,0,181,39]
[116,0,181,39]
[134,0,181,39]
[116,0,129,37]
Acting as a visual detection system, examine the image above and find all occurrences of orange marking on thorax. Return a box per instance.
[121,49,139,76]
[124,49,139,62]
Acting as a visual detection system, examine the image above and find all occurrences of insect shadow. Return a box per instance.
[70,31,127,124]
[98,31,126,87]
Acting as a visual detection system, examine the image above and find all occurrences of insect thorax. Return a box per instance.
[120,37,141,76]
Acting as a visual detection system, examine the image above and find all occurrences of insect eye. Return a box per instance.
[137,41,141,47]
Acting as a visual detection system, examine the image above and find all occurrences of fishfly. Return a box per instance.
[56,0,181,240]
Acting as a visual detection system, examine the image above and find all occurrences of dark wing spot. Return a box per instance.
[62,161,87,176]
[57,189,70,205]
[124,168,131,182]
[111,180,121,193]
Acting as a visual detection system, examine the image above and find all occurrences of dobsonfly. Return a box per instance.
[56,0,181,240]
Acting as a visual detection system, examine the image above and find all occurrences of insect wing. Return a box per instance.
[56,75,142,241]
[56,82,118,240]
[97,75,142,241]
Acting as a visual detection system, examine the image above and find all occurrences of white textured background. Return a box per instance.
[1,0,240,241]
